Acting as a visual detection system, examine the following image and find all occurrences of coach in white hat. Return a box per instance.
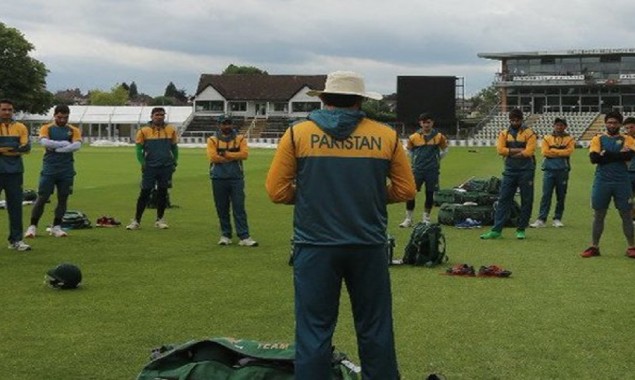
[266,71,415,379]
[306,70,383,100]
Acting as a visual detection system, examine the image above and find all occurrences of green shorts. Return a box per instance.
[591,180,632,210]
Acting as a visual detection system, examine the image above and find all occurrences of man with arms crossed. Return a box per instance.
[207,116,258,247]
[481,108,536,240]
[266,71,415,379]
[581,111,635,258]
[25,105,82,238]
[529,117,574,228]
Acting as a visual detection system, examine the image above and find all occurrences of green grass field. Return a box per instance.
[1,145,634,379]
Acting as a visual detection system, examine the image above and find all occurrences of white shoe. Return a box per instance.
[154,219,169,229]
[238,237,259,247]
[50,225,68,237]
[529,219,546,228]
[24,225,37,238]
[218,236,232,245]
[399,218,413,228]
[126,220,141,230]
[552,219,564,228]
[422,215,431,224]
[8,240,31,251]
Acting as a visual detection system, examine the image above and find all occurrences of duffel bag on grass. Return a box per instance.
[433,189,499,206]
[438,201,520,226]
[461,176,501,194]
[438,203,495,226]
[136,337,360,380]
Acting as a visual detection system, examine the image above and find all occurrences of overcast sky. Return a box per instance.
[5,0,635,98]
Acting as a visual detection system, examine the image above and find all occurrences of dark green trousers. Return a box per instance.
[0,173,24,243]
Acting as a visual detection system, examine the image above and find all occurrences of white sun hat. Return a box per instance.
[307,71,382,100]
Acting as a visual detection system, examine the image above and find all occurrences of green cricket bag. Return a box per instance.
[437,201,521,226]
[462,176,502,194]
[136,337,360,380]
[433,189,499,207]
[61,210,92,229]
[402,223,448,267]
[437,203,495,225]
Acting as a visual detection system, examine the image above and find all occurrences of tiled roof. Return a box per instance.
[195,74,327,101]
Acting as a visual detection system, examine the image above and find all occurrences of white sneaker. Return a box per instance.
[399,218,413,228]
[8,240,31,251]
[238,237,259,247]
[50,225,68,237]
[552,219,564,228]
[422,215,431,224]
[154,219,169,229]
[126,220,141,230]
[529,219,546,228]
[218,236,232,245]
[24,225,37,238]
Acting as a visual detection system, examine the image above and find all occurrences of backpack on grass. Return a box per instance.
[61,210,92,229]
[136,337,360,380]
[402,223,448,267]
[146,188,172,209]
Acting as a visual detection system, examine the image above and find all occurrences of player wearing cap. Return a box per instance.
[207,116,257,247]
[529,117,574,228]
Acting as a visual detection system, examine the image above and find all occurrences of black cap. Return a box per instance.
[219,115,232,125]
[554,117,567,126]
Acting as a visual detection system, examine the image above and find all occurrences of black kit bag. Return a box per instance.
[402,223,448,267]
[61,210,92,229]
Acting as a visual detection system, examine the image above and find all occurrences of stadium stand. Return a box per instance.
[472,111,601,143]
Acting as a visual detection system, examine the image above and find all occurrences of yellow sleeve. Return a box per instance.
[438,134,448,150]
[224,136,248,161]
[265,129,297,204]
[71,125,82,142]
[135,128,145,144]
[560,137,575,157]
[589,136,601,153]
[496,130,509,156]
[406,134,415,151]
[387,142,417,203]
[39,123,51,139]
[520,129,537,157]
[540,136,552,157]
[206,137,228,163]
